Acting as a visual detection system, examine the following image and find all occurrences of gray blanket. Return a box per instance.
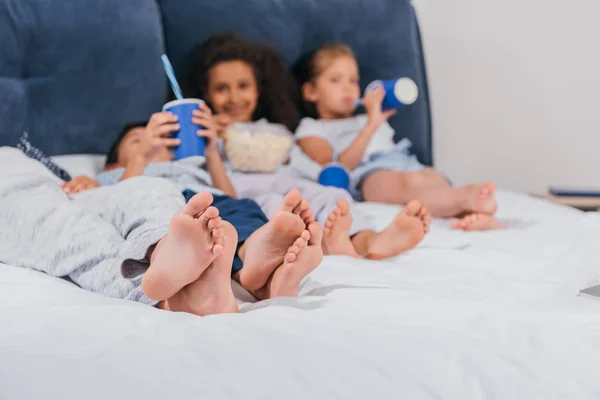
[0,172,185,305]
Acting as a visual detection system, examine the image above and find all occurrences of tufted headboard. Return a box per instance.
[0,0,166,155]
[0,0,433,165]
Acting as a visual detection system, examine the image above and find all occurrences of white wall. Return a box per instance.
[412,0,600,193]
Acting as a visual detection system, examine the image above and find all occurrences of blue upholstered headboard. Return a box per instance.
[0,0,165,155]
[0,0,433,165]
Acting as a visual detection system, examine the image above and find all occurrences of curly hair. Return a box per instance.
[184,32,300,132]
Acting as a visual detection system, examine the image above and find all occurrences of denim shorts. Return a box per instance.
[350,138,424,200]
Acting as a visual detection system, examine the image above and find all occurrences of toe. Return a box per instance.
[451,219,464,230]
[212,243,224,255]
[293,237,306,247]
[212,226,223,239]
[336,199,350,214]
[300,230,311,242]
[182,192,213,216]
[417,205,430,218]
[424,219,432,230]
[288,242,306,254]
[207,216,222,230]
[404,200,422,216]
[199,206,219,223]
[293,199,310,215]
[301,208,314,224]
[307,221,323,245]
[212,232,224,252]
[281,189,303,212]
[284,252,297,263]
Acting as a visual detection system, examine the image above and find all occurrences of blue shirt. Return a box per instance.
[96,161,224,195]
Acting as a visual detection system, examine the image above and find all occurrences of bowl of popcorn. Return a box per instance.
[224,128,294,173]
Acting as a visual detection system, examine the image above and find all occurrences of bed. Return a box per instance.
[2,182,600,399]
[2,0,600,399]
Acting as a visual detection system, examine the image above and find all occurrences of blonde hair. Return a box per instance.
[294,43,358,118]
[305,43,356,82]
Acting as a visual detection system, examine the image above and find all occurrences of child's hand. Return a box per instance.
[61,175,100,195]
[362,86,397,128]
[141,112,182,161]
[192,104,220,152]
[213,114,233,139]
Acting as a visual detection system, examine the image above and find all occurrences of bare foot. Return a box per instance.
[268,188,314,226]
[323,199,358,257]
[365,200,430,260]
[451,213,503,231]
[160,221,239,315]
[236,190,307,291]
[291,193,315,226]
[461,181,498,215]
[142,192,223,301]
[254,222,324,299]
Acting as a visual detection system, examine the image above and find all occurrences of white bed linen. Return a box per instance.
[2,153,600,399]
[52,154,106,178]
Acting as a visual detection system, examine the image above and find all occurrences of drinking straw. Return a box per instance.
[160,54,183,100]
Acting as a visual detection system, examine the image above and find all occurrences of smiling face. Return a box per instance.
[302,55,361,120]
[205,60,259,123]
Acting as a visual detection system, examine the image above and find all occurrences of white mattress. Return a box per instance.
[2,189,600,399]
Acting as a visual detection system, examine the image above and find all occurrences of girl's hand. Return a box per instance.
[192,104,219,152]
[61,175,100,194]
[213,114,233,139]
[362,86,397,128]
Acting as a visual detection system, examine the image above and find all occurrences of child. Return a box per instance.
[70,107,323,301]
[185,32,431,259]
[1,149,239,316]
[294,44,503,231]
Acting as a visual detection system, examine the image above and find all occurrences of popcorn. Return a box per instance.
[224,128,293,173]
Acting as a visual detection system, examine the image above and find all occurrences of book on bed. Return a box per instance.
[549,186,600,197]
[579,284,600,301]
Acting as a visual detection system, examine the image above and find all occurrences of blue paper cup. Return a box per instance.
[162,98,205,164]
[318,163,350,190]
[365,77,419,110]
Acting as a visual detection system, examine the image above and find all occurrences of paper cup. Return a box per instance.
[365,77,419,110]
[162,98,205,164]
[318,163,350,190]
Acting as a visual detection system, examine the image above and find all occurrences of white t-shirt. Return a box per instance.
[96,161,223,195]
[294,115,396,162]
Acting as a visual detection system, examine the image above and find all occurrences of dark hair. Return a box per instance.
[105,121,147,166]
[293,43,356,119]
[184,32,300,131]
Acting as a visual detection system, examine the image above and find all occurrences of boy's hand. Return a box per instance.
[362,86,397,129]
[192,103,220,153]
[61,175,100,194]
[140,112,182,161]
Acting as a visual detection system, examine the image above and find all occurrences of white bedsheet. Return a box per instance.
[2,191,600,400]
